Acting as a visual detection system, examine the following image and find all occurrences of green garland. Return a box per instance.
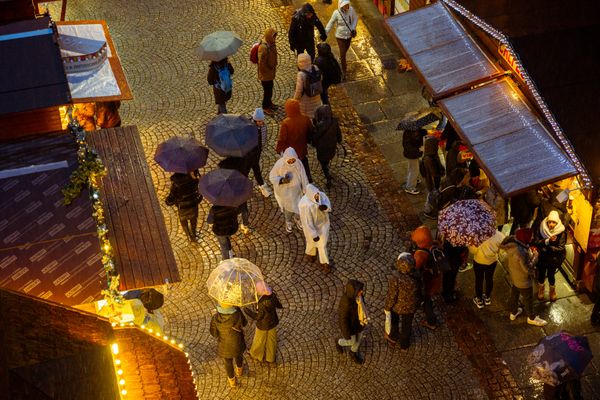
[62,146,106,205]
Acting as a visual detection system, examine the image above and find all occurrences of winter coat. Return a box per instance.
[338,279,365,339]
[218,156,251,177]
[209,205,239,236]
[166,172,201,220]
[207,58,234,105]
[312,105,342,163]
[245,292,283,331]
[275,99,312,159]
[258,28,278,82]
[299,184,331,253]
[510,190,540,226]
[269,147,309,214]
[384,271,418,315]
[411,226,442,296]
[314,43,342,88]
[535,211,567,269]
[501,236,537,289]
[209,308,247,358]
[469,230,505,265]
[96,101,121,128]
[294,53,323,119]
[288,3,326,52]
[325,0,358,39]
[444,140,467,177]
[422,135,443,191]
[402,129,426,160]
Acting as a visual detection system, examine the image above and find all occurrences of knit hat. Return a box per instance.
[515,227,533,244]
[396,252,415,274]
[253,107,265,121]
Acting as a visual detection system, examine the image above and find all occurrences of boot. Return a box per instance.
[321,263,331,273]
[549,285,558,302]
[227,376,238,388]
[235,366,243,377]
[537,283,545,301]
[350,351,364,365]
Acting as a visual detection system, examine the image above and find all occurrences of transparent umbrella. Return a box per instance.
[206,258,264,306]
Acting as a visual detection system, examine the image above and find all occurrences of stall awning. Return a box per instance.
[87,126,179,290]
[385,2,502,99]
[439,79,578,196]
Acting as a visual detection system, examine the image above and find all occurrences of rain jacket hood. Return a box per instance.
[283,146,299,162]
[269,147,309,214]
[264,28,277,45]
[317,42,332,57]
[285,98,301,117]
[339,0,351,9]
[299,183,332,244]
[297,52,312,70]
[540,210,566,239]
[412,225,433,249]
[301,3,316,15]
[344,279,364,299]
[314,104,333,128]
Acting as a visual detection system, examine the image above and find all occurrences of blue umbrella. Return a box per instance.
[199,168,253,207]
[154,136,209,173]
[205,114,258,157]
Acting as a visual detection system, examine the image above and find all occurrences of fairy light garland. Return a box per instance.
[442,0,592,187]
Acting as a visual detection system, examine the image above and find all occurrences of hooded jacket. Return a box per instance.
[385,255,419,315]
[312,105,342,162]
[245,289,283,331]
[258,28,278,81]
[209,307,247,358]
[314,43,342,87]
[299,183,331,242]
[209,205,239,236]
[288,3,327,52]
[166,172,201,219]
[469,230,505,265]
[325,0,358,40]
[402,128,426,160]
[269,147,309,214]
[534,210,567,268]
[411,226,442,295]
[500,236,537,289]
[294,53,323,119]
[276,99,312,158]
[207,58,234,104]
[338,279,365,339]
[422,134,443,191]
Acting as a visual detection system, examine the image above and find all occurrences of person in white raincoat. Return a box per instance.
[269,147,309,233]
[299,183,332,273]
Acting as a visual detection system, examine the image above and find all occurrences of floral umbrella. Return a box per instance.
[438,199,496,247]
[206,258,264,307]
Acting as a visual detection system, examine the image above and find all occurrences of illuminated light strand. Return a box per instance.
[110,343,127,398]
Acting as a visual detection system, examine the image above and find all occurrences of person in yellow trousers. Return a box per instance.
[245,282,283,364]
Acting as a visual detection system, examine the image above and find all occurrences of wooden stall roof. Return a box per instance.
[384,2,502,99]
[86,126,179,290]
[439,79,578,196]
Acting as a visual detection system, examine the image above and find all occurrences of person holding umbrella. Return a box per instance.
[165,170,202,242]
[269,147,310,233]
[245,281,283,364]
[207,57,234,114]
[288,3,327,60]
[299,184,332,273]
[275,100,313,183]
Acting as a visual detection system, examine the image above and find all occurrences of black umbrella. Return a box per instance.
[199,168,253,207]
[122,288,164,312]
[205,114,258,157]
[154,136,209,173]
[396,109,441,131]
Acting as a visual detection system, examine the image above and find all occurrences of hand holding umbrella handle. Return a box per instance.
[313,236,320,242]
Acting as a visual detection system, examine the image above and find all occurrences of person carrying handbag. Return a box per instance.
[325,0,358,79]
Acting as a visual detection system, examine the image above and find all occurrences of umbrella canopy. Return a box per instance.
[396,108,441,131]
[438,199,496,247]
[206,258,265,306]
[205,114,258,157]
[528,331,593,386]
[154,136,209,173]
[199,168,253,207]
[197,31,243,61]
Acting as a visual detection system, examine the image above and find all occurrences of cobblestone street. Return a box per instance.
[62,0,488,398]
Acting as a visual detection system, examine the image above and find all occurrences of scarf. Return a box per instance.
[216,304,237,314]
[539,211,565,239]
[356,295,369,326]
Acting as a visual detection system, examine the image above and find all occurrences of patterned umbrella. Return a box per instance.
[205,114,258,157]
[528,331,593,386]
[438,199,496,247]
[154,136,208,173]
[197,31,243,61]
[198,168,252,207]
[206,258,265,306]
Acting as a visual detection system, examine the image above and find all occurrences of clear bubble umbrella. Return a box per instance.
[206,258,265,306]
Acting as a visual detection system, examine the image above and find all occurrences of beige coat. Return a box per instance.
[294,53,322,119]
[258,28,278,81]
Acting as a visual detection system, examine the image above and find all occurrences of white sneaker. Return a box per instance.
[509,307,523,321]
[294,218,303,231]
[228,250,235,258]
[285,222,293,233]
[404,188,421,195]
[527,316,548,326]
[259,184,272,198]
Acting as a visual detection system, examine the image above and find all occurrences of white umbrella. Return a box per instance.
[197,31,243,61]
[206,258,264,306]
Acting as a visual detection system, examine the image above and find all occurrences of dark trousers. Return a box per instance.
[238,202,249,225]
[474,261,497,299]
[320,84,330,105]
[217,235,232,260]
[261,80,274,109]
[591,297,600,325]
[390,311,414,349]
[442,264,459,301]
[336,37,352,74]
[423,295,437,325]
[319,159,332,180]
[509,285,534,318]
[300,156,313,183]
[537,262,558,286]
[250,161,265,186]
[180,216,197,240]
[223,356,243,379]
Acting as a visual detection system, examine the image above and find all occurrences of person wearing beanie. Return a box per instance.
[325,0,358,78]
[276,99,314,182]
[245,281,283,364]
[384,252,419,349]
[294,52,323,120]
[257,28,278,114]
[298,184,332,273]
[534,210,566,301]
[251,108,272,198]
[501,228,548,326]
[336,279,368,364]
[288,3,327,60]
[411,225,441,330]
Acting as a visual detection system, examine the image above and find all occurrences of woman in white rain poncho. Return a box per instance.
[299,184,332,273]
[269,147,309,233]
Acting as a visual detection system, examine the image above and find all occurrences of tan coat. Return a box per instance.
[294,53,322,119]
[258,28,278,82]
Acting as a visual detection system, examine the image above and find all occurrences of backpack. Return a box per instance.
[249,42,260,64]
[301,66,323,97]
[415,245,450,275]
[215,64,232,92]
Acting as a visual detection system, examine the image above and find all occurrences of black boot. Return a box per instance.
[350,351,364,365]
[335,340,344,354]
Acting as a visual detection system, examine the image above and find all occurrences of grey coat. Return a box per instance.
[500,237,537,289]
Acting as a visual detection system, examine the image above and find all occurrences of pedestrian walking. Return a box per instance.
[401,128,427,195]
[534,210,566,302]
[257,28,278,114]
[299,184,332,273]
[469,230,505,308]
[207,204,239,260]
[217,156,253,234]
[384,252,419,349]
[311,104,342,187]
[95,101,121,128]
[501,228,548,326]
[275,99,314,182]
[288,3,327,60]
[421,133,444,219]
[207,57,234,114]
[245,281,283,364]
[325,0,358,78]
[251,108,273,197]
[411,225,441,330]
[209,303,248,388]
[314,42,342,104]
[269,147,310,233]
[335,279,369,364]
[165,170,202,242]
[294,53,323,120]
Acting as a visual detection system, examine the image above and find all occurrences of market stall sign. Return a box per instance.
[498,44,525,81]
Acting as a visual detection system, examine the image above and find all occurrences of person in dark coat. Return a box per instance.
[165,171,202,242]
[401,127,426,195]
[335,279,368,364]
[543,379,583,400]
[288,3,327,60]
[311,104,342,187]
[422,134,444,219]
[534,210,566,302]
[209,304,248,388]
[313,42,342,104]
[251,108,272,197]
[384,252,419,349]
[442,240,468,304]
[509,189,541,234]
[207,205,239,260]
[207,57,234,114]
[245,282,283,363]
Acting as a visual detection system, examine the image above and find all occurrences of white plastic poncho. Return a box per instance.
[298,184,332,263]
[269,147,309,214]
